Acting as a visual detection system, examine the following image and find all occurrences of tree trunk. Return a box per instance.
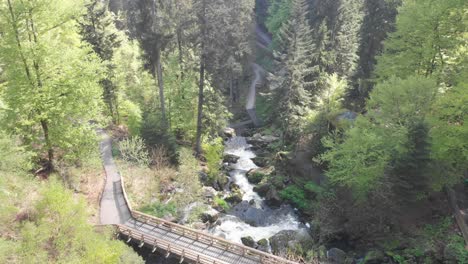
[40,120,54,169]
[195,56,205,155]
[195,0,207,156]
[154,47,167,122]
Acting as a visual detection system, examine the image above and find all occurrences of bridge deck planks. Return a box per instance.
[124,218,260,264]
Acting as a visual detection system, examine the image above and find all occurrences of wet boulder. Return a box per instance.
[252,156,269,167]
[223,153,240,164]
[253,183,270,197]
[256,239,270,253]
[327,248,347,264]
[241,236,256,248]
[225,190,243,205]
[246,166,274,184]
[202,186,218,200]
[269,230,298,255]
[270,229,313,256]
[200,208,220,224]
[247,133,279,148]
[265,188,282,208]
[223,127,236,139]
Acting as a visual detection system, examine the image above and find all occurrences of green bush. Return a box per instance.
[140,110,178,164]
[202,137,224,184]
[214,196,230,211]
[118,136,150,166]
[119,99,142,136]
[19,179,143,263]
[140,201,177,219]
[304,181,324,195]
[280,185,308,210]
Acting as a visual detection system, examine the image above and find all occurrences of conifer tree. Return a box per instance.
[333,0,365,79]
[79,0,122,123]
[273,0,314,141]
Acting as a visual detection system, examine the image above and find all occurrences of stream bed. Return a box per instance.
[209,136,306,248]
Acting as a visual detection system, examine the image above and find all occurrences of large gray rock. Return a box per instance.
[202,186,218,199]
[269,230,298,255]
[253,183,270,197]
[247,133,279,148]
[327,248,347,264]
[200,208,220,224]
[223,153,240,164]
[256,238,270,253]
[223,127,236,139]
[241,236,256,248]
[265,188,282,208]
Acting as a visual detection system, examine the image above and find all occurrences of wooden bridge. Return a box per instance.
[98,131,299,264]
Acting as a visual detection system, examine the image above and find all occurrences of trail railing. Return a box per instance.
[113,135,299,263]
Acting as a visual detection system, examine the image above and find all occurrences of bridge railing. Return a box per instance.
[116,224,229,264]
[131,210,298,264]
[119,152,298,263]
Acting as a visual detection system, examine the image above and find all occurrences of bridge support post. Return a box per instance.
[165,244,171,258]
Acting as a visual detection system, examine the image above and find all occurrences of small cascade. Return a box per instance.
[210,136,304,244]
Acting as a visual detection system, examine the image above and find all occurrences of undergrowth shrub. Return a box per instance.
[119,99,142,136]
[118,136,149,166]
[140,201,177,219]
[280,185,308,210]
[202,137,224,184]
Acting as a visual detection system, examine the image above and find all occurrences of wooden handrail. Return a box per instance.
[117,143,298,263]
[130,210,298,264]
[116,224,230,264]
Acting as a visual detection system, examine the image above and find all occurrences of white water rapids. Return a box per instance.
[210,136,304,244]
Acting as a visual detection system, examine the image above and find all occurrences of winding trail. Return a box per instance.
[99,130,131,224]
[241,25,272,128]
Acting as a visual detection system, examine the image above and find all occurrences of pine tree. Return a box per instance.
[79,0,122,123]
[273,0,314,141]
[333,0,365,79]
[128,0,175,123]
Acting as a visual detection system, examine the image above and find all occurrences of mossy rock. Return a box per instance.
[253,183,271,197]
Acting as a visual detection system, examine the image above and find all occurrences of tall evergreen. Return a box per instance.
[273,0,314,141]
[79,1,121,123]
[333,0,365,79]
[127,0,175,123]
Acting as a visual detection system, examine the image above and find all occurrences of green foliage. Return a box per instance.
[19,179,143,263]
[280,185,308,210]
[304,181,324,195]
[118,136,150,167]
[0,132,33,174]
[140,201,177,218]
[112,38,155,107]
[140,110,178,164]
[173,148,203,207]
[202,86,232,140]
[79,0,122,123]
[119,99,142,136]
[322,76,437,197]
[429,83,468,189]
[375,0,467,80]
[0,0,104,163]
[163,53,198,141]
[272,0,315,141]
[202,137,224,184]
[214,196,230,212]
[266,0,292,47]
[447,234,468,263]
